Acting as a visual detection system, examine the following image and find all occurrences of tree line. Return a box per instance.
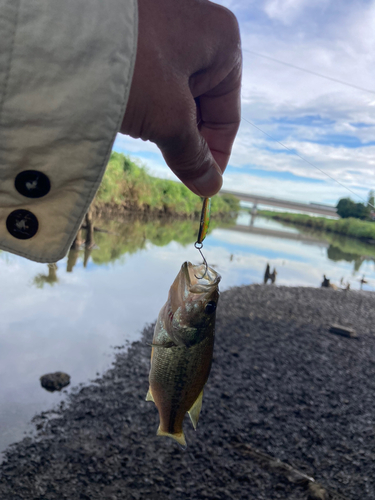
[336,191,374,220]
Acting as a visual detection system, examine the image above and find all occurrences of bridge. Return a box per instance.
[220,190,338,218]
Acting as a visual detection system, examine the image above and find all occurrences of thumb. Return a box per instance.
[157,117,223,198]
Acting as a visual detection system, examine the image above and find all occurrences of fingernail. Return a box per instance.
[188,165,223,197]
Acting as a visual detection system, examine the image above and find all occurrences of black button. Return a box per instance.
[15,170,50,198]
[6,210,39,240]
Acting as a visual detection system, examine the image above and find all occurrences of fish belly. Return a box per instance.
[149,323,214,437]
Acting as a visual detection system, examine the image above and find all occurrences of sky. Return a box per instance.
[113,0,375,206]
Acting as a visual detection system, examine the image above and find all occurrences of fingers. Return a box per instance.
[156,101,223,197]
[198,64,242,174]
[157,43,241,197]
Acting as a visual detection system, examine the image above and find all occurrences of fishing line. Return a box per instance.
[243,49,375,95]
[240,116,375,210]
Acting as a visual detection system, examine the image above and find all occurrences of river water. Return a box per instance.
[1,212,374,457]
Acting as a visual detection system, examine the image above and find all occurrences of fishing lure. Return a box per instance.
[196,197,211,246]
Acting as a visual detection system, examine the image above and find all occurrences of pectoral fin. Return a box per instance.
[188,389,204,430]
[145,388,154,402]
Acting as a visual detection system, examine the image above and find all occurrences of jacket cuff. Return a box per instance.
[0,0,137,262]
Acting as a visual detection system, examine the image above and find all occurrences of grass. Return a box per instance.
[259,210,375,242]
[95,152,239,217]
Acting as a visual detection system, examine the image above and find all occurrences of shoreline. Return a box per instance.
[1,284,375,499]
[259,210,375,245]
[91,204,237,222]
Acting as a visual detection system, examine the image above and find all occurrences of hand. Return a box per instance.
[121,0,242,197]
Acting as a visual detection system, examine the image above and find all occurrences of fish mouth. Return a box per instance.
[181,261,221,294]
[168,262,221,317]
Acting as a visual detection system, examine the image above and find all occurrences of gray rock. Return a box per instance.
[40,372,70,392]
[307,482,329,500]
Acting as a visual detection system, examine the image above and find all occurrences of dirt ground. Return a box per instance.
[1,285,374,500]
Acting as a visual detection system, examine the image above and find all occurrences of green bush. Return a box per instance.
[95,152,239,217]
[259,210,375,241]
[336,198,370,220]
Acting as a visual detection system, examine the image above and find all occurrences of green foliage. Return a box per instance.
[97,152,157,209]
[216,193,240,213]
[336,198,370,220]
[96,152,239,217]
[259,210,375,241]
[153,178,202,214]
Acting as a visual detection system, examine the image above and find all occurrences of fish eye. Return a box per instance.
[205,301,216,314]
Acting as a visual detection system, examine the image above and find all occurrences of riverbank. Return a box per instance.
[259,210,375,242]
[94,152,239,218]
[1,285,374,499]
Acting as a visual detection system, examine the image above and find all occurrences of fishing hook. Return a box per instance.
[194,241,208,279]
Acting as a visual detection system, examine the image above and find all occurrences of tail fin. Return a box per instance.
[157,427,187,449]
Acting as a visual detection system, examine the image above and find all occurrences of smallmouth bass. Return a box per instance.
[146,261,221,448]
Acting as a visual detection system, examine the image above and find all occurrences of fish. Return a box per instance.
[146,261,221,448]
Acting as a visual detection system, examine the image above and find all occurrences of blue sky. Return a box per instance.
[113,0,375,205]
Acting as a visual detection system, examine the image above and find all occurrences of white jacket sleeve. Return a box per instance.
[0,0,137,262]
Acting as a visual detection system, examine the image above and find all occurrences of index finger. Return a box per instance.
[197,64,242,174]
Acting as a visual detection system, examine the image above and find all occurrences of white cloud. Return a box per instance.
[263,0,329,25]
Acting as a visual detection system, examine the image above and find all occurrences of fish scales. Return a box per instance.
[146,261,220,447]
[150,335,214,434]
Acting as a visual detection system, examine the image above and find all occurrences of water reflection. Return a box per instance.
[33,263,59,288]
[1,212,375,458]
[270,217,375,274]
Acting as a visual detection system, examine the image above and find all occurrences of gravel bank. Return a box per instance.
[1,285,375,500]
